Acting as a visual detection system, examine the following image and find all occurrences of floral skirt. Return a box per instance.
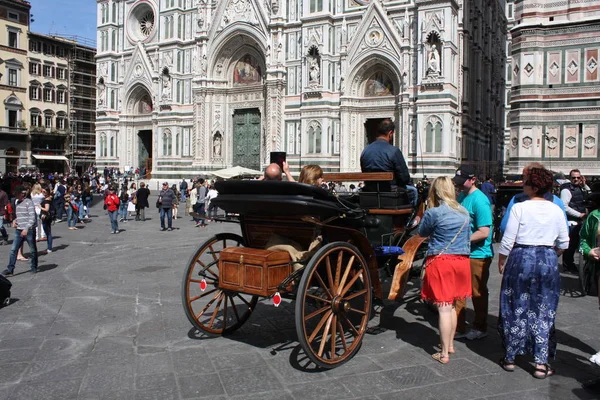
[498,245,560,364]
[421,254,471,305]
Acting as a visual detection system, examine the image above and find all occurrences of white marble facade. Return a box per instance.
[95,0,507,180]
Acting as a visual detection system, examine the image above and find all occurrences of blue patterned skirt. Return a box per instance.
[498,245,560,364]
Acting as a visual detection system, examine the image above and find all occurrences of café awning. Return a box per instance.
[32,154,69,161]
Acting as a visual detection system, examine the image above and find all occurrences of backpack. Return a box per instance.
[48,201,57,222]
[120,190,129,203]
[4,202,13,223]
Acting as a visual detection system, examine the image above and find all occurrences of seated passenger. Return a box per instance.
[360,118,418,206]
[298,165,323,187]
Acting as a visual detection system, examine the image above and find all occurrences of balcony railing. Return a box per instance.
[0,126,28,135]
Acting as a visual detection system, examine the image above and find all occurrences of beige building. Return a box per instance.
[27,32,73,172]
[0,0,30,174]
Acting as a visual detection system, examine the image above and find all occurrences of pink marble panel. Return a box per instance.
[547,52,561,85]
[565,50,580,83]
[564,125,578,157]
[583,125,597,158]
[585,49,598,82]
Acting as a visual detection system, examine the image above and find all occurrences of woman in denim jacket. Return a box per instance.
[418,176,471,364]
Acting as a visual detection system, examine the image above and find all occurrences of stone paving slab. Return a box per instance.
[0,200,599,399]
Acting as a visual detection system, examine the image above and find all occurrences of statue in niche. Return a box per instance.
[309,56,320,82]
[97,78,105,106]
[427,44,440,75]
[200,55,207,76]
[277,41,283,64]
[213,134,222,157]
[161,72,171,101]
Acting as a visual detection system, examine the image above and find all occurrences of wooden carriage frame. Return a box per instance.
[181,172,428,368]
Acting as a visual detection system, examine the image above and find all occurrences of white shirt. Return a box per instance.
[499,199,569,256]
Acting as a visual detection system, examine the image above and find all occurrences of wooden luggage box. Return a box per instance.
[219,247,292,296]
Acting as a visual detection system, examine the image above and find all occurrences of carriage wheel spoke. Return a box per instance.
[337,320,348,351]
[341,315,360,336]
[312,271,333,299]
[343,288,368,301]
[340,270,363,297]
[335,251,343,288]
[188,288,218,303]
[326,256,336,294]
[330,315,337,359]
[196,290,222,320]
[222,295,228,331]
[348,307,366,315]
[304,305,329,321]
[308,310,332,343]
[208,245,218,261]
[207,292,225,329]
[230,295,240,322]
[337,255,355,295]
[196,260,219,280]
[235,294,253,309]
[317,313,334,358]
[189,278,216,285]
[306,294,331,304]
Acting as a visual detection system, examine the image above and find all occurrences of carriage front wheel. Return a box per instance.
[295,242,372,368]
[181,233,258,336]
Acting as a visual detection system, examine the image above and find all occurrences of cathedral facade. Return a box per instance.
[95,0,506,181]
[507,0,600,176]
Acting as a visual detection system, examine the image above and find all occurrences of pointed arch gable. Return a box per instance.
[207,26,267,80]
[125,83,153,115]
[347,55,402,98]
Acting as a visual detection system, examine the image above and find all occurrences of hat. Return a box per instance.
[452,165,476,185]
[162,182,169,186]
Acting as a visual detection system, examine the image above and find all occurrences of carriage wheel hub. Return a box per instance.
[332,296,350,314]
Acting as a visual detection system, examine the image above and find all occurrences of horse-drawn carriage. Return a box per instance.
[181,172,427,368]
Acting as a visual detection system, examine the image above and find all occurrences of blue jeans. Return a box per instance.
[193,203,205,225]
[0,223,7,241]
[83,199,91,217]
[160,207,172,229]
[66,205,77,227]
[180,191,187,202]
[42,219,53,251]
[406,185,418,207]
[108,210,119,232]
[76,200,84,219]
[119,202,128,220]
[6,228,38,273]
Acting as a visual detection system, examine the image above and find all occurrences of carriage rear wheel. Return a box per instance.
[181,233,258,336]
[295,242,372,368]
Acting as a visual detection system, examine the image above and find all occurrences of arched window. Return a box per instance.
[29,108,42,127]
[425,123,433,153]
[175,131,180,156]
[109,136,115,157]
[434,123,442,153]
[162,129,172,156]
[99,134,107,157]
[111,29,116,51]
[307,121,322,154]
[112,2,117,23]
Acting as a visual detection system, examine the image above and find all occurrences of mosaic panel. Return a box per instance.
[547,52,561,85]
[565,50,580,83]
[564,125,578,157]
[545,126,560,158]
[582,125,597,158]
[585,48,598,82]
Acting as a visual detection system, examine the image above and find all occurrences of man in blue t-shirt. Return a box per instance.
[452,165,494,341]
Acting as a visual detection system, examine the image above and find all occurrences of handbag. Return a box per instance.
[156,199,161,209]
[132,196,138,205]
[420,216,469,281]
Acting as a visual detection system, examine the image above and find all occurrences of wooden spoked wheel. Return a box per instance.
[181,233,258,336]
[295,242,372,368]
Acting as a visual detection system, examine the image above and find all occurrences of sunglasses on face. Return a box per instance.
[571,176,581,180]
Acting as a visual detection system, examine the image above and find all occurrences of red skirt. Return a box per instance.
[421,254,472,305]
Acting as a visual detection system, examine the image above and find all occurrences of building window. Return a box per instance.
[30,112,41,127]
[29,85,41,100]
[57,90,66,104]
[507,3,514,19]
[100,134,107,157]
[57,47,66,58]
[44,88,53,102]
[425,121,443,153]
[8,12,18,21]
[43,65,53,78]
[29,62,40,75]
[45,115,52,128]
[57,68,66,80]
[162,129,172,156]
[57,117,66,130]
[111,30,116,51]
[29,41,40,52]
[175,131,180,156]
[307,122,322,153]
[8,30,17,48]
[310,0,323,13]
[110,136,114,157]
[8,69,17,86]
[112,2,117,23]
[7,110,17,127]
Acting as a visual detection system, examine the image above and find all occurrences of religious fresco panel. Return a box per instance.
[233,54,262,86]
[364,72,394,96]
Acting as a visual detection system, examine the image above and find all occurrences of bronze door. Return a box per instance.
[232,109,261,170]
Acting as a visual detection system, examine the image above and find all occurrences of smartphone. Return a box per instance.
[270,152,286,169]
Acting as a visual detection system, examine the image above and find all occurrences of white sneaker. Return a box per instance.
[589,351,600,364]
[466,329,488,341]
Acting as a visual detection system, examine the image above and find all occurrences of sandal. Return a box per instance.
[499,358,515,372]
[533,364,555,379]
[435,344,455,354]
[432,352,449,364]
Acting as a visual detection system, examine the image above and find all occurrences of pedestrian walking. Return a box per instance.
[452,165,494,341]
[418,177,471,364]
[192,179,207,227]
[206,184,219,221]
[0,186,9,245]
[135,182,150,221]
[497,167,569,378]
[560,169,589,274]
[104,186,120,234]
[2,185,38,276]
[39,187,54,253]
[179,178,188,202]
[157,182,176,231]
[118,184,129,222]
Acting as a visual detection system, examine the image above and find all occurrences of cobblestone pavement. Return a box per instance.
[0,201,599,400]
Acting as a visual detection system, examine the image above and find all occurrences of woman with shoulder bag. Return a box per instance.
[39,187,54,253]
[417,176,472,364]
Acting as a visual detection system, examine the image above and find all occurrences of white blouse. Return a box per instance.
[499,199,570,256]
